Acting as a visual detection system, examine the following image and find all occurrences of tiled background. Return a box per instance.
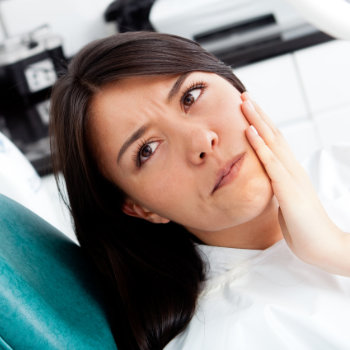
[235,39,350,162]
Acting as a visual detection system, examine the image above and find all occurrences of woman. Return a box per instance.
[50,32,350,350]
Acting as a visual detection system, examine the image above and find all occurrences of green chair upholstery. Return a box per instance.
[0,194,117,350]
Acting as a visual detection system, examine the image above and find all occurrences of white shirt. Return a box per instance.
[165,145,350,350]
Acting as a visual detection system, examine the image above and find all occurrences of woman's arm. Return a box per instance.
[241,92,350,276]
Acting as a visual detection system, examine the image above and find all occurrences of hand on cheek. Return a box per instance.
[240,92,349,276]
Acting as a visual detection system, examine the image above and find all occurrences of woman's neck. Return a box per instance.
[193,197,283,250]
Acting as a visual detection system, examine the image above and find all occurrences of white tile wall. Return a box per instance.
[279,120,321,162]
[294,40,350,115]
[234,39,350,163]
[314,104,350,148]
[235,54,309,125]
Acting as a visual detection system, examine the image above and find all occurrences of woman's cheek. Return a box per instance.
[216,94,246,126]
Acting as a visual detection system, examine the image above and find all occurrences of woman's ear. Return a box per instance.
[122,198,170,224]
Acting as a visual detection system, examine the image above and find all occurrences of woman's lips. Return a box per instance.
[212,152,246,194]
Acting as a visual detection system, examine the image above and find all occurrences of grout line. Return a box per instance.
[291,52,323,147]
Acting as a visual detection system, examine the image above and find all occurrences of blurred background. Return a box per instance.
[0,0,349,241]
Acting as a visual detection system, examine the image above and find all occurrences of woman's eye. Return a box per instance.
[182,88,202,110]
[138,141,159,165]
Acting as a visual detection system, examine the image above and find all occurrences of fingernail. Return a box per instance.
[250,125,259,135]
[244,91,256,101]
[246,100,255,111]
[244,91,251,99]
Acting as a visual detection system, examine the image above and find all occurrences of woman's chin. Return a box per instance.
[189,183,274,234]
[233,175,275,224]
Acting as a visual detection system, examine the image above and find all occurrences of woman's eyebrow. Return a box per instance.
[117,73,192,165]
[167,72,191,102]
[117,123,151,164]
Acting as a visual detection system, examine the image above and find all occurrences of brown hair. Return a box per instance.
[50,32,245,350]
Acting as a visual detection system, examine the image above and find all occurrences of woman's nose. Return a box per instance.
[186,127,218,165]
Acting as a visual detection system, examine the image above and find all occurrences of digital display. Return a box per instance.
[24,59,57,93]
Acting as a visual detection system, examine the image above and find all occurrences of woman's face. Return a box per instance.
[89,72,273,236]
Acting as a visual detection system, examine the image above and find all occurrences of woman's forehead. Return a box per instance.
[88,75,176,139]
[93,71,220,104]
[90,75,173,121]
[90,72,233,125]
[100,73,181,93]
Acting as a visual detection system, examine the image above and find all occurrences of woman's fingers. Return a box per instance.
[242,99,296,169]
[241,97,276,145]
[242,94,350,276]
[241,92,276,131]
[245,125,295,198]
[244,111,315,200]
[241,94,309,185]
[241,96,291,154]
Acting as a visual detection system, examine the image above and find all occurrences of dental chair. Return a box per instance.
[0,194,117,349]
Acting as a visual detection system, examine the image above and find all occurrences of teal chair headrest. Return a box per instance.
[0,194,117,349]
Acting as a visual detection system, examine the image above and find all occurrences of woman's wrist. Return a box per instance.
[300,228,350,276]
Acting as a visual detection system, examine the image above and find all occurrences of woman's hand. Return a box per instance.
[241,92,350,276]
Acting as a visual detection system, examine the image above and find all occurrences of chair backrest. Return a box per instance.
[0,194,117,349]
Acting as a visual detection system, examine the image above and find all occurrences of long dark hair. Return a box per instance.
[50,32,245,350]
